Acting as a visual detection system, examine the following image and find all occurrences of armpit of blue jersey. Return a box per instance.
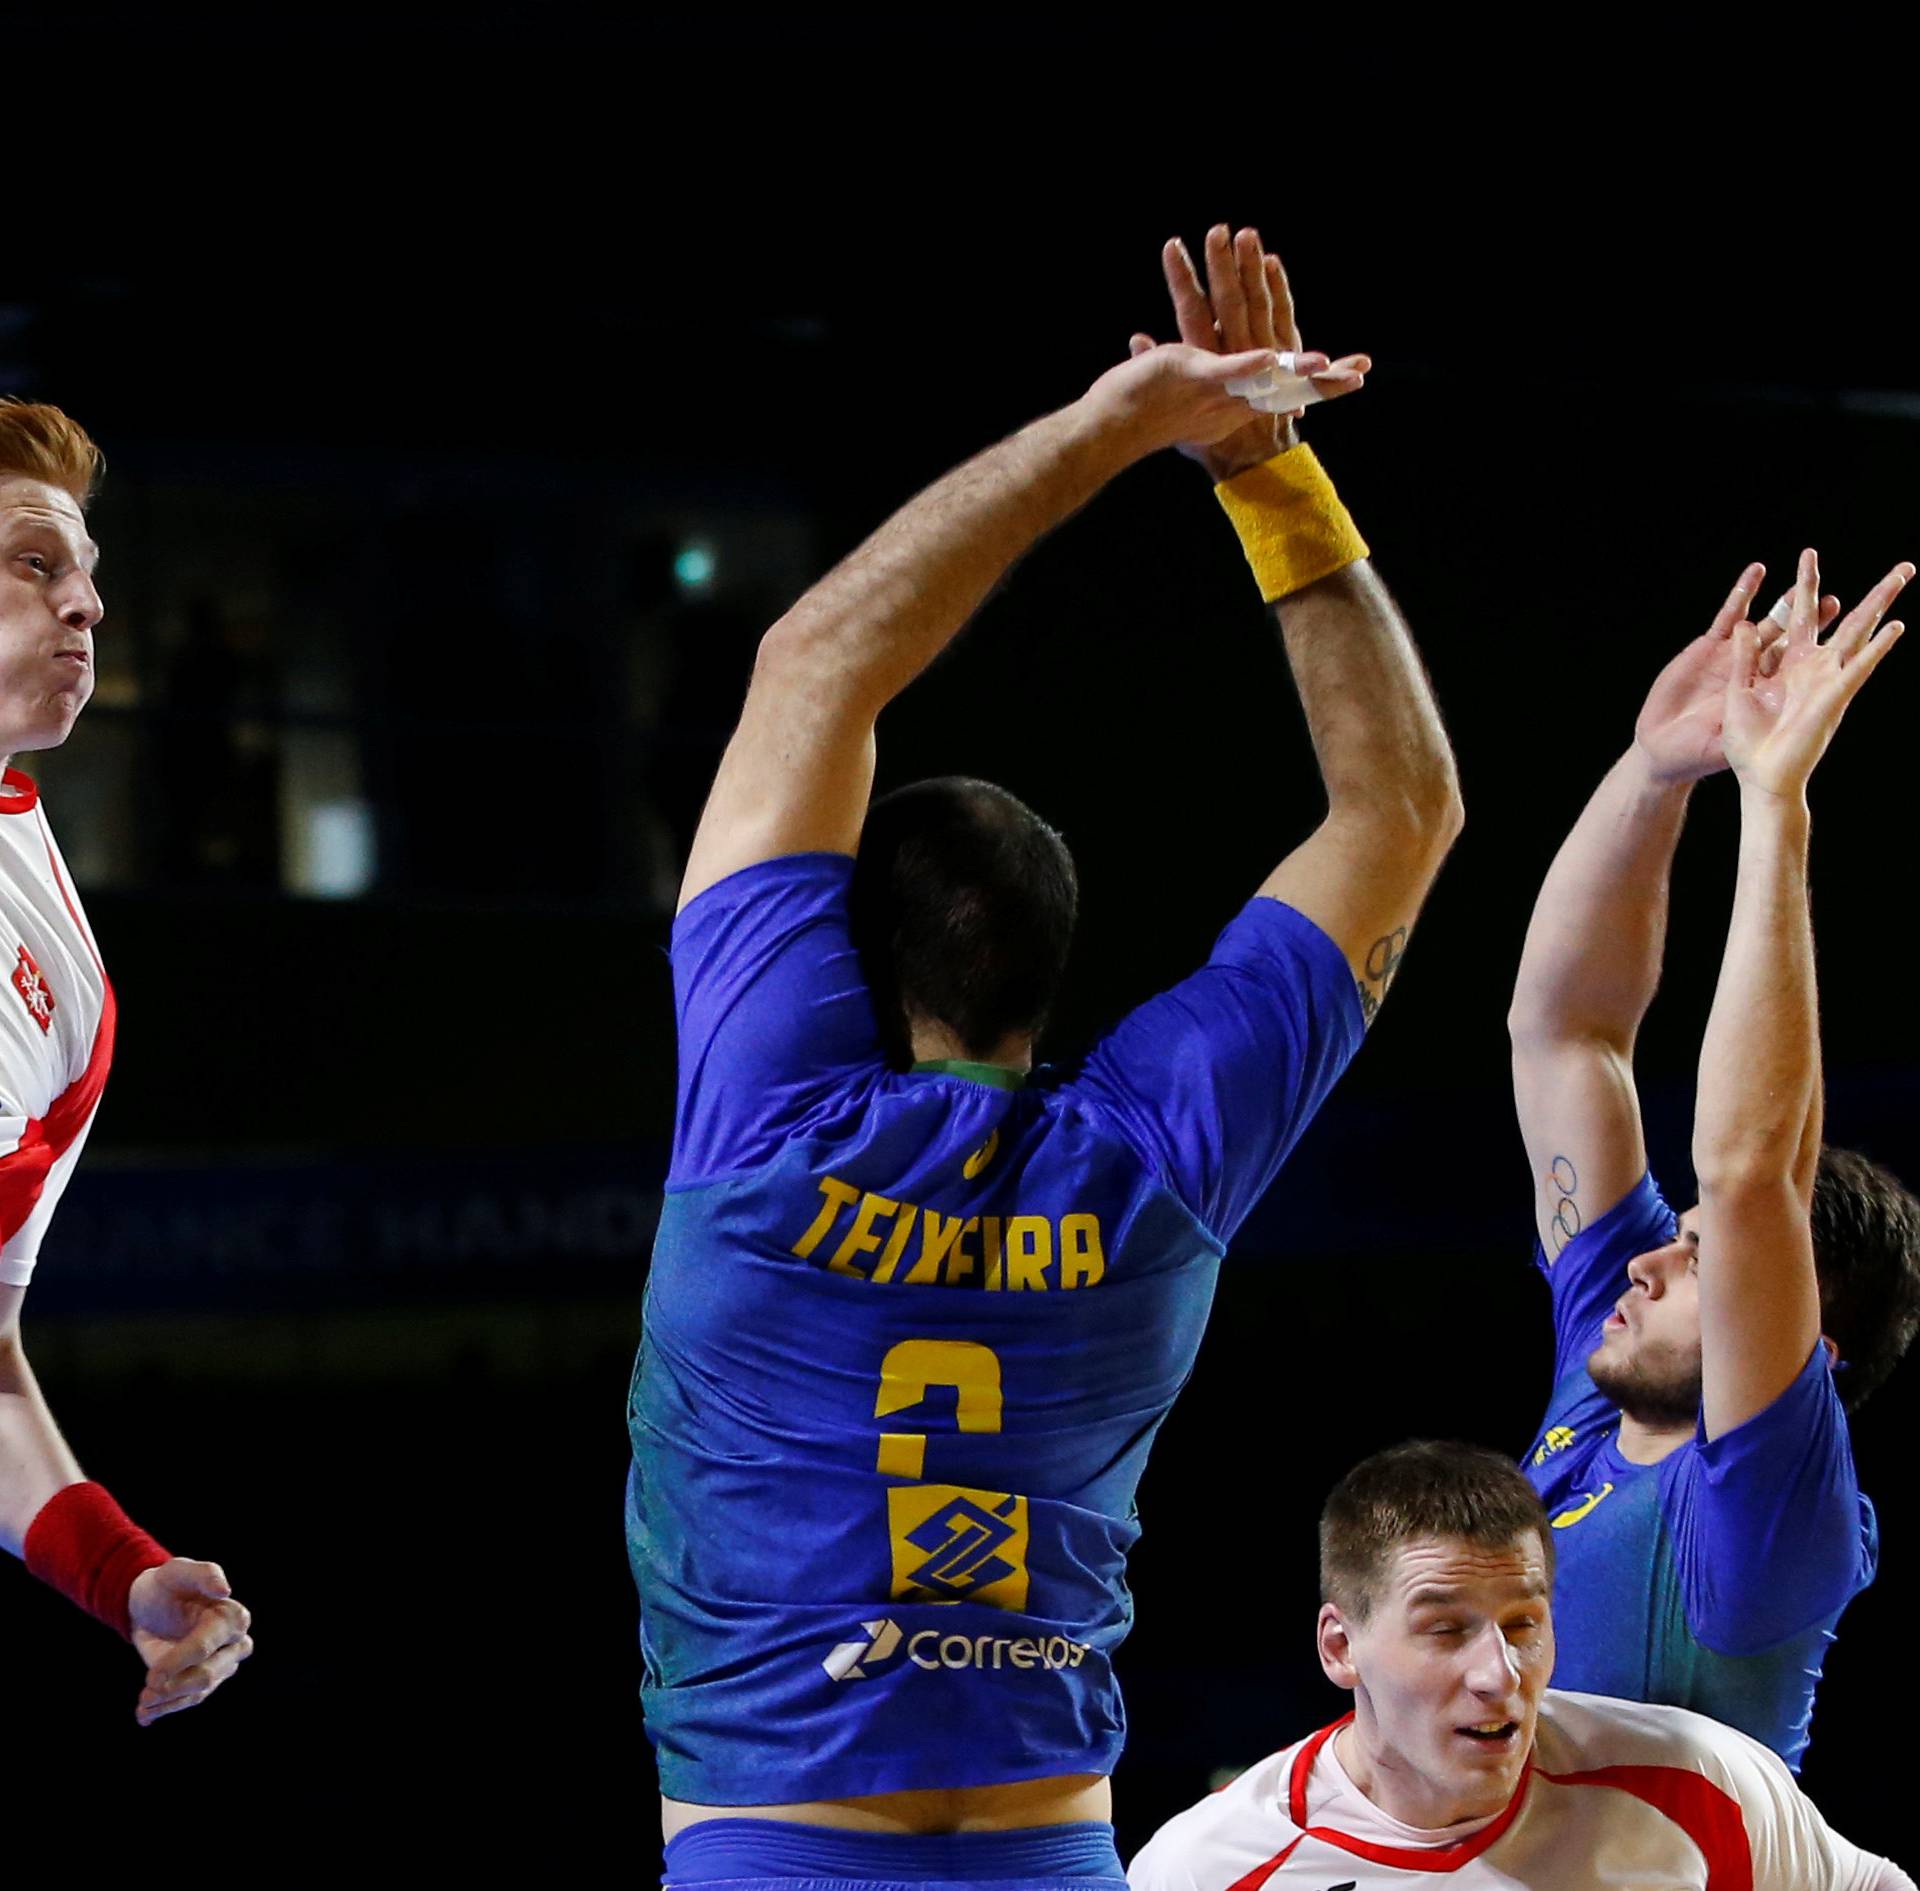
[1523,1171,1877,1768]
[629,852,1363,1803]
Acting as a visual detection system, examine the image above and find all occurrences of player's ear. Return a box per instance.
[1317,1602,1360,1691]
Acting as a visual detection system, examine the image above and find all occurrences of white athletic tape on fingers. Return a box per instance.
[1247,382,1326,412]
[1768,594,1794,629]
[1224,352,1304,396]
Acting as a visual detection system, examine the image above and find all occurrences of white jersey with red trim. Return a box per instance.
[1128,1689,1910,1891]
[0,767,113,1289]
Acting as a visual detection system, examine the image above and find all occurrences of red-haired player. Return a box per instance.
[0,399,252,1723]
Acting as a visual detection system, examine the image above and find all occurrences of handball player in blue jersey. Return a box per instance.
[627,227,1462,1889]
[1509,549,1920,1767]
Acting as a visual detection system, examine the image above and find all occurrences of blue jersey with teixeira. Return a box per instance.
[627,853,1363,1804]
[1523,1173,1877,1768]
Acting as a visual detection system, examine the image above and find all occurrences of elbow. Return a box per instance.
[1335,749,1464,855]
[1430,767,1467,852]
[1694,1090,1821,1204]
[1505,1002,1544,1054]
[751,613,888,721]
[1690,1148,1808,1209]
[1366,767,1465,876]
[752,611,819,682]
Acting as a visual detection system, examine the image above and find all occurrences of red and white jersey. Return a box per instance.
[1128,1690,1909,1891]
[0,768,113,1289]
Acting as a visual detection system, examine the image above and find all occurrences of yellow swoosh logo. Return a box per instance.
[963,1128,1000,1180]
[1551,1482,1615,1529]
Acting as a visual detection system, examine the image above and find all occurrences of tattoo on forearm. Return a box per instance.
[1354,927,1409,1030]
[1548,1153,1581,1255]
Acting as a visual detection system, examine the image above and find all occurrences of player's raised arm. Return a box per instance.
[1151,226,1458,1023]
[678,314,1322,912]
[1696,548,1909,1439]
[1505,563,1814,1256]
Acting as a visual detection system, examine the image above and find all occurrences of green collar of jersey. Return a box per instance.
[908,1058,1028,1090]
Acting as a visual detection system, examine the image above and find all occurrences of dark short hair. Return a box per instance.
[1812,1146,1920,1413]
[1320,1441,1555,1623]
[849,777,1078,1066]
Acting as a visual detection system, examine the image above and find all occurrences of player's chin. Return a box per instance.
[1445,1720,1531,1803]
[13,702,85,752]
[1587,1328,1632,1376]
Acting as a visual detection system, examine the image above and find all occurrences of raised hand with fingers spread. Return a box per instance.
[1635,562,1844,784]
[1722,548,1911,800]
[1127,223,1370,483]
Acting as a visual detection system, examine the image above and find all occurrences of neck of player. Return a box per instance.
[1613,1409,1696,1465]
[1336,1714,1521,1831]
[908,1018,1034,1071]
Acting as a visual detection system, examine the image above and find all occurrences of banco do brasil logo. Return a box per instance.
[822,1617,1090,1683]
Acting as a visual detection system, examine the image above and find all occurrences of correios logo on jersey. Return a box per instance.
[822,1617,1091,1683]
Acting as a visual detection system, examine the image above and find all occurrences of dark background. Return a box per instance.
[6,19,1916,1872]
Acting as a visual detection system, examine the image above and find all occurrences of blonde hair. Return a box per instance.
[0,398,102,507]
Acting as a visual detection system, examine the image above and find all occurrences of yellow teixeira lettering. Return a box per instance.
[870,1203,920,1284]
[793,1175,861,1260]
[828,1191,898,1278]
[945,1217,981,1286]
[810,1193,1109,1292]
[1004,1216,1051,1291]
[875,1338,1004,1431]
[905,1210,964,1285]
[1060,1214,1105,1289]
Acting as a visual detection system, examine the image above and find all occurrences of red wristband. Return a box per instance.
[23,1481,171,1641]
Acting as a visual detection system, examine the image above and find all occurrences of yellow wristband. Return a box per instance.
[1214,444,1370,602]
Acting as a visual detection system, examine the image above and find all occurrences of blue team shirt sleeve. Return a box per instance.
[1663,1340,1876,1654]
[668,853,886,1186]
[1067,896,1365,1244]
[1535,1171,1677,1389]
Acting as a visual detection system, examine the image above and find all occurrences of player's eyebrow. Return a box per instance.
[1405,1578,1549,1607]
[1,512,100,567]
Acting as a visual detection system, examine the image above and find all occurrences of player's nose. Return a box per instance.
[1464,1624,1522,1699]
[1625,1243,1679,1296]
[57,571,102,632]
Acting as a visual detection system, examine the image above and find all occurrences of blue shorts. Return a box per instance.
[661,1818,1126,1891]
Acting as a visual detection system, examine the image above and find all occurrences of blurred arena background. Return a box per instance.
[7,17,1914,1868]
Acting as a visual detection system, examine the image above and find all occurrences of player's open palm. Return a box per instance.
[1125,225,1370,483]
[128,1557,253,1725]
[1636,564,1842,782]
[1722,548,1911,799]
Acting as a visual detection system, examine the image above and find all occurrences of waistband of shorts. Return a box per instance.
[661,1817,1125,1886]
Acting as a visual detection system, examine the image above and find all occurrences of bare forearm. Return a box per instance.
[766,399,1136,712]
[0,1335,82,1556]
[1695,789,1818,1192]
[1272,562,1461,841]
[1510,748,1692,1048]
